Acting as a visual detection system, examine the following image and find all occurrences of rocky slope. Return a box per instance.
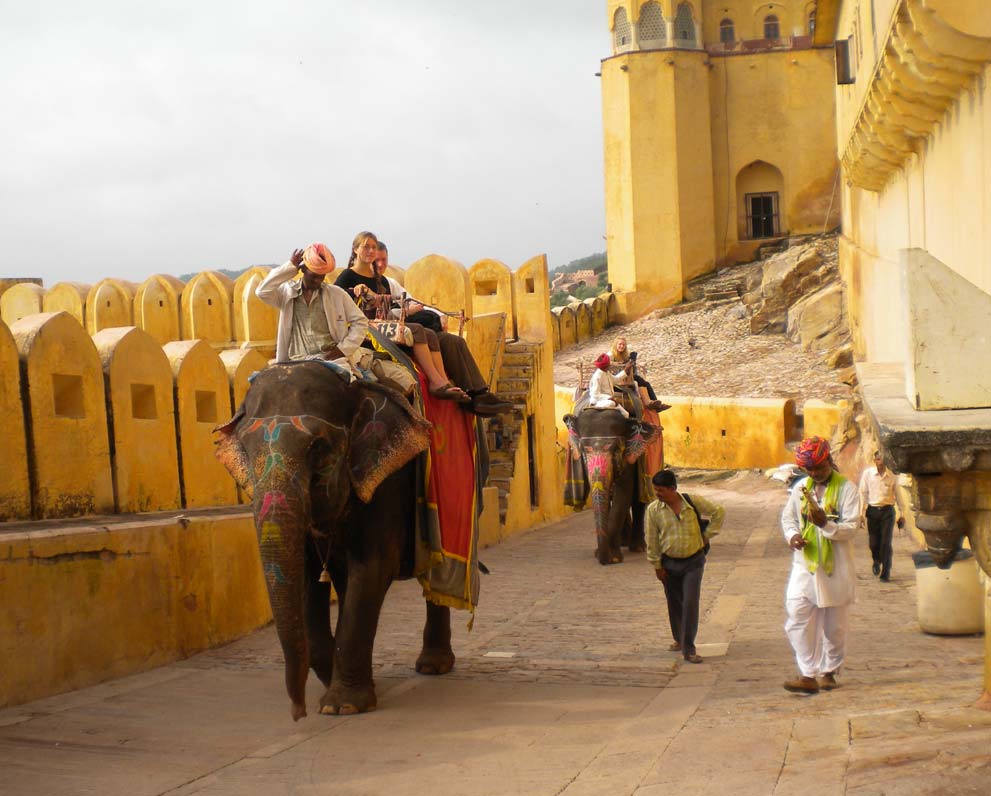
[552,234,855,412]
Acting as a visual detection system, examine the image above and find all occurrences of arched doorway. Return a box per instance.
[736,161,785,240]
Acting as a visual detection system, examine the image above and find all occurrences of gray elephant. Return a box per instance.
[563,408,659,565]
[215,361,457,720]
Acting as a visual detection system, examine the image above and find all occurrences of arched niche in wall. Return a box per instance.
[736,160,786,241]
[638,1,666,48]
[672,1,698,46]
[613,6,634,52]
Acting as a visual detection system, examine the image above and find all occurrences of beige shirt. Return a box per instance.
[859,466,897,507]
[288,292,335,360]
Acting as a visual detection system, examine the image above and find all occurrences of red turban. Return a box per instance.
[303,243,335,275]
[594,353,610,370]
[795,436,830,468]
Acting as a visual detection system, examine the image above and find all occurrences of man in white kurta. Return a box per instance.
[781,436,861,694]
[587,353,629,417]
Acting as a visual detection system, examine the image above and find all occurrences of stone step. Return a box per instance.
[496,377,532,393]
[504,341,541,354]
[499,363,533,379]
[497,391,529,406]
[489,461,514,479]
[500,351,535,368]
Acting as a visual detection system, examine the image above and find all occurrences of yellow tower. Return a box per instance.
[602,1,840,319]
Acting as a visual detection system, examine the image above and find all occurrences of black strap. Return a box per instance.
[681,493,710,552]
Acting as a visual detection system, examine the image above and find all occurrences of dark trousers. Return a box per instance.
[633,373,657,401]
[437,332,487,393]
[866,504,895,577]
[660,550,705,657]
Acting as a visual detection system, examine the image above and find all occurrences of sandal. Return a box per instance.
[429,382,471,404]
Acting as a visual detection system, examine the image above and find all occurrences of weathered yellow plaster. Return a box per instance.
[0,283,45,326]
[587,297,609,336]
[92,326,181,513]
[11,312,115,518]
[406,255,471,319]
[0,511,270,708]
[219,348,269,411]
[550,307,564,351]
[803,398,845,441]
[232,267,278,346]
[557,306,578,348]
[86,279,136,334]
[42,282,90,327]
[180,271,234,345]
[469,259,514,331]
[0,322,31,520]
[575,302,593,343]
[464,313,506,391]
[134,274,184,346]
[659,395,798,469]
[163,340,238,508]
[513,255,552,343]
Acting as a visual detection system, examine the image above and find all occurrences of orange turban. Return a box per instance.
[795,436,830,468]
[594,353,611,370]
[303,243,335,275]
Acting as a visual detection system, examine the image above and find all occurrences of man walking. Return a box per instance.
[859,450,900,581]
[782,437,861,694]
[646,470,724,664]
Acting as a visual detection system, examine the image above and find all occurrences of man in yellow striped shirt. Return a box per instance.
[646,470,725,663]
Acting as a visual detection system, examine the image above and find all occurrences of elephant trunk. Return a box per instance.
[254,470,311,721]
[586,449,616,562]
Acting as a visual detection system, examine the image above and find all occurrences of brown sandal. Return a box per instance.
[429,382,471,404]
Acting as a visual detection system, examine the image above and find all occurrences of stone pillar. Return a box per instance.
[0,322,31,519]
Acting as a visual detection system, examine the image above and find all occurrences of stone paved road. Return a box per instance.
[2,473,988,795]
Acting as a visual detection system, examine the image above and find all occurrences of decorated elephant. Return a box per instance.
[215,361,458,720]
[563,407,659,565]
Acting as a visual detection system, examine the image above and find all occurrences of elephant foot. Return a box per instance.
[597,548,624,565]
[291,701,307,722]
[319,683,377,715]
[416,647,455,675]
[628,542,646,553]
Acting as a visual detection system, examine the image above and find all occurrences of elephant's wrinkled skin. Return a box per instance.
[564,409,658,565]
[215,362,454,720]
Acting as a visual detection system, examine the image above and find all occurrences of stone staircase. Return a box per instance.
[485,340,538,524]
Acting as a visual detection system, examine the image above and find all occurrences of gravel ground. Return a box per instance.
[552,300,853,409]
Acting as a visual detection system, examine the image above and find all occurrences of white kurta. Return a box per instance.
[780,476,861,607]
[587,368,628,417]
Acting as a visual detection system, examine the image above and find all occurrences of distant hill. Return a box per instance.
[176,266,275,283]
[550,252,607,276]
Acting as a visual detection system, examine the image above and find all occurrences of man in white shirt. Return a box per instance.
[781,436,861,694]
[858,450,901,581]
[255,245,368,370]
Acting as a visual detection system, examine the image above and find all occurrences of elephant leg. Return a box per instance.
[304,537,334,687]
[320,559,394,716]
[604,472,637,562]
[416,601,455,675]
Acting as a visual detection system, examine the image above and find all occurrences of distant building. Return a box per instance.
[601,0,840,319]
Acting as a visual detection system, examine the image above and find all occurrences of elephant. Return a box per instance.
[215,361,457,720]
[563,408,659,565]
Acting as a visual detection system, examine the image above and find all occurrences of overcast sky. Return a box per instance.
[1,1,610,286]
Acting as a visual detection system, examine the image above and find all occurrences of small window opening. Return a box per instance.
[525,278,535,294]
[764,14,780,40]
[745,192,780,239]
[131,383,158,420]
[195,390,218,423]
[474,280,498,297]
[719,18,735,44]
[52,374,85,418]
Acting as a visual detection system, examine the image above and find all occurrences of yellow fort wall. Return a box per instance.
[87,278,136,334]
[0,511,271,709]
[134,273,185,346]
[12,312,115,518]
[0,322,31,520]
[469,259,514,335]
[181,271,235,346]
[232,267,278,351]
[406,254,471,319]
[43,282,90,327]
[93,326,182,513]
[1,283,46,326]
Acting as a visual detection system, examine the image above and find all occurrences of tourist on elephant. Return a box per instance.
[646,469,724,664]
[255,243,368,369]
[587,353,628,417]
[781,436,861,694]
[335,231,468,403]
[373,241,512,417]
[610,336,667,412]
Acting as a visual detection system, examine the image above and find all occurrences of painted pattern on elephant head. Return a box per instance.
[624,421,659,463]
[582,436,625,539]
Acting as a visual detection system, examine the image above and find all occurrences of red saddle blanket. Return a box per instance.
[414,371,480,614]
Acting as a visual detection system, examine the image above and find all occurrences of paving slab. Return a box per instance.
[1,472,987,795]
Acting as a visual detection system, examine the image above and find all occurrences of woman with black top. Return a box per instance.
[335,231,468,402]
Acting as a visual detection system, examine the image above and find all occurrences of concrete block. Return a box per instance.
[659,395,797,470]
[11,312,115,518]
[232,267,278,346]
[0,322,31,520]
[902,248,991,410]
[557,305,578,348]
[469,259,514,333]
[180,271,234,345]
[163,340,238,508]
[575,301,593,343]
[406,254,472,321]
[0,283,45,325]
[42,282,90,326]
[86,278,136,334]
[93,326,181,512]
[513,254,551,343]
[134,274,184,345]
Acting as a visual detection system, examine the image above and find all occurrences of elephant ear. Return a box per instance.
[562,414,583,460]
[348,382,432,503]
[624,420,659,463]
[214,407,253,498]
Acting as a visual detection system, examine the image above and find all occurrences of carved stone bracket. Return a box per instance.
[841,0,991,192]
